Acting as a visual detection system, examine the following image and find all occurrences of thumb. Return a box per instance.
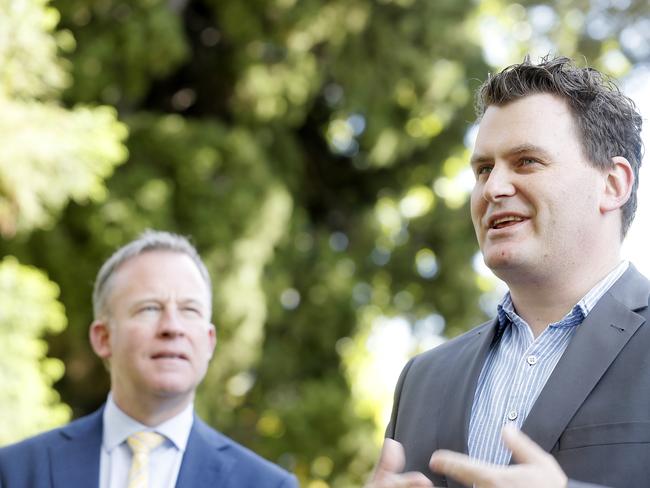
[502,425,548,465]
[372,438,405,480]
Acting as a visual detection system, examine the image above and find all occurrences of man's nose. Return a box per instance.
[482,164,515,202]
[158,307,185,337]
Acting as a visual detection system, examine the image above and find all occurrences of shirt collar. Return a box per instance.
[102,394,194,453]
[496,260,629,332]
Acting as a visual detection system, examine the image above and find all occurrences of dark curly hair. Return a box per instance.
[476,55,643,237]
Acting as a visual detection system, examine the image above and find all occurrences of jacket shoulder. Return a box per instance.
[0,424,65,485]
[0,409,102,484]
[190,418,297,487]
[0,423,67,457]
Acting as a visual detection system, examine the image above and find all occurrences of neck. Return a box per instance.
[111,391,193,426]
[505,256,622,337]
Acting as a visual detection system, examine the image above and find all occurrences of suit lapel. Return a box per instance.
[176,417,233,488]
[50,408,103,487]
[48,408,233,488]
[520,266,649,455]
[437,320,497,488]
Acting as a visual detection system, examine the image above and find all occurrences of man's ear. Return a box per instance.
[600,156,634,213]
[207,323,217,359]
[89,319,112,360]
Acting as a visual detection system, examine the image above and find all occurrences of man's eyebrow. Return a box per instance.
[470,144,553,166]
[470,153,491,167]
[506,143,553,159]
[129,296,206,306]
[178,297,206,306]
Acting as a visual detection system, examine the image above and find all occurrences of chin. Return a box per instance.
[490,259,547,287]
[484,250,517,270]
[151,385,195,401]
[149,376,196,396]
[483,250,530,278]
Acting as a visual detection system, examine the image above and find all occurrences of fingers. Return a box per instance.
[367,439,434,487]
[429,449,497,487]
[367,472,434,488]
[429,429,568,488]
[373,438,406,479]
[396,472,434,487]
[501,425,548,465]
[502,426,568,487]
[382,472,435,487]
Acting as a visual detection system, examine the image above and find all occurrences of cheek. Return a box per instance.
[194,331,215,360]
[112,329,146,359]
[470,193,484,233]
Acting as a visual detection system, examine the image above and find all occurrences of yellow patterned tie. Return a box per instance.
[126,431,165,488]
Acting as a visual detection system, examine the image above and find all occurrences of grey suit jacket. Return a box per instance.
[386,265,650,488]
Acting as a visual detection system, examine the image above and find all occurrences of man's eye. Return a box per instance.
[182,307,202,316]
[476,165,492,176]
[139,305,160,313]
[520,157,538,166]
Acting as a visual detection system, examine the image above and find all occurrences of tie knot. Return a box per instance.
[127,431,164,455]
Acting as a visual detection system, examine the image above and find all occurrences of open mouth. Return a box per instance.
[151,352,188,361]
[489,216,526,230]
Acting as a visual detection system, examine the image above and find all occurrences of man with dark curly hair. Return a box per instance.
[367,56,647,488]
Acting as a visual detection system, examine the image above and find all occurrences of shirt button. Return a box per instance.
[527,355,538,365]
[507,410,518,421]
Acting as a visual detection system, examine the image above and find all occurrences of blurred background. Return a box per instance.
[1,0,648,486]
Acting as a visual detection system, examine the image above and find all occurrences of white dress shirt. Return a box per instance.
[99,395,194,488]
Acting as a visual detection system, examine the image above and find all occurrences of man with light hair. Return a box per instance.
[0,230,297,487]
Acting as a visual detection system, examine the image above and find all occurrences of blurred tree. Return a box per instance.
[0,0,126,443]
[1,0,647,486]
[0,257,69,445]
[0,0,127,236]
[19,1,487,484]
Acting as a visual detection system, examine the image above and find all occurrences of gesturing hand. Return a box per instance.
[429,425,568,488]
[365,438,433,488]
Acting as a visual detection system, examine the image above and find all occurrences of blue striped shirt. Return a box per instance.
[467,261,629,465]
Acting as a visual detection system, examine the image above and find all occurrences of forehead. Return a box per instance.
[474,93,583,157]
[107,250,210,303]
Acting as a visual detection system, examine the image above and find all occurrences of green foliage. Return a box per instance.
[0,0,128,237]
[0,100,128,235]
[55,0,190,105]
[0,0,69,99]
[0,257,70,445]
[0,0,646,486]
[0,0,127,442]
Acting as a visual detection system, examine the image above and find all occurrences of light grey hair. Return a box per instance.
[92,230,212,319]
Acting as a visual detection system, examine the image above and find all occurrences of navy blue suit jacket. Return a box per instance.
[0,407,297,488]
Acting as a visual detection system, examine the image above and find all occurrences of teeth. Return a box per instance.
[492,216,523,228]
